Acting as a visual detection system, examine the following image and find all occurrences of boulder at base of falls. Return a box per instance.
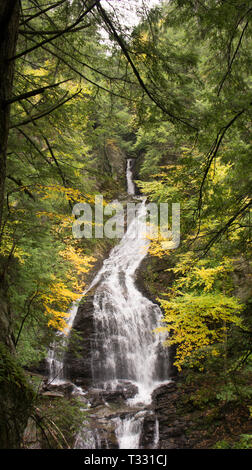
[151,381,188,449]
[42,381,74,397]
[87,381,139,407]
[140,412,156,449]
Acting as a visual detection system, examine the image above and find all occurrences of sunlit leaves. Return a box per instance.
[158,285,244,371]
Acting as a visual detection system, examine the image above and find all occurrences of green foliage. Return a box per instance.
[159,291,243,369]
[35,396,87,449]
[156,254,244,370]
[0,342,34,397]
[0,0,252,449]
[214,435,252,449]
[0,342,35,447]
[214,439,231,449]
[0,0,132,371]
[129,0,252,381]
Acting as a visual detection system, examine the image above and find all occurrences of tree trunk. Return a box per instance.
[0,1,33,450]
[0,0,19,234]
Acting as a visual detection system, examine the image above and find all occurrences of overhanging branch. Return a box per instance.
[97,2,198,131]
[10,0,99,61]
[10,90,82,128]
[4,78,72,106]
[19,0,67,26]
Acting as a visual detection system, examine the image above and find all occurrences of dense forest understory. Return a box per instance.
[0,0,251,450]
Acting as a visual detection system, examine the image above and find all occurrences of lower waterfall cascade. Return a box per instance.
[47,158,171,449]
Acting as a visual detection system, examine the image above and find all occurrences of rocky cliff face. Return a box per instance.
[64,292,96,387]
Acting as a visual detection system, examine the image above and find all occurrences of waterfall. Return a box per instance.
[91,198,168,403]
[126,159,136,195]
[47,301,81,384]
[88,159,169,448]
[153,418,159,448]
[47,158,170,449]
[114,412,146,449]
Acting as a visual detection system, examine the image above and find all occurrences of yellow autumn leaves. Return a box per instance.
[43,246,95,332]
[156,256,244,370]
[34,185,96,332]
[158,291,243,371]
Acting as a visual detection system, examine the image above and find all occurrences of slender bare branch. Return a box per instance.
[7,174,35,200]
[19,23,91,35]
[202,200,252,255]
[196,105,250,219]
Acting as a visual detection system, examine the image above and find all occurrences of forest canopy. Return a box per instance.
[0,0,251,449]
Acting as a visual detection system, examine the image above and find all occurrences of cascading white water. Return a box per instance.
[114,412,146,449]
[90,164,169,404]
[126,159,136,195]
[88,159,170,448]
[47,301,81,384]
[153,417,159,448]
[47,158,169,449]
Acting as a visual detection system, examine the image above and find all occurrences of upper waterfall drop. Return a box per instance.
[126,159,136,195]
[90,159,170,404]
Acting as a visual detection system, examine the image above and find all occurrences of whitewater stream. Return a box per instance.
[47,158,170,449]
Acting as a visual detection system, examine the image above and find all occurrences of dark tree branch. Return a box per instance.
[14,289,39,347]
[43,136,67,187]
[4,78,72,105]
[10,89,82,128]
[10,0,99,61]
[202,200,252,255]
[18,31,138,102]
[197,105,249,218]
[16,116,72,202]
[218,18,250,96]
[19,0,66,26]
[19,23,91,35]
[226,8,252,67]
[7,174,35,200]
[187,104,252,248]
[97,2,198,131]
[16,127,51,164]
[19,23,136,87]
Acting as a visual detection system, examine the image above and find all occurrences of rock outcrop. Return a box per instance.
[152,382,188,449]
[64,293,96,387]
